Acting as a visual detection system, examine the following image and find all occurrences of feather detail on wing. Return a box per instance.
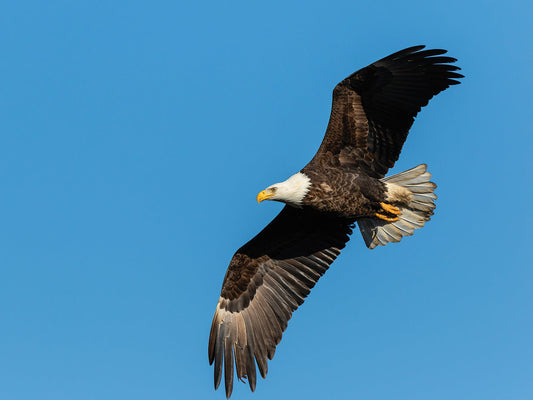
[310,45,463,177]
[208,206,354,398]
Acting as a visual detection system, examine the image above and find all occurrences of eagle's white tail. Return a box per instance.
[358,164,437,249]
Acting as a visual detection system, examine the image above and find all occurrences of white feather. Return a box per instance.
[358,164,437,249]
[267,172,311,207]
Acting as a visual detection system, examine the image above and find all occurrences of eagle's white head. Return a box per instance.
[256,172,311,207]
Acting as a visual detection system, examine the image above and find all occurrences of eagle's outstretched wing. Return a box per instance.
[208,206,354,398]
[309,45,463,177]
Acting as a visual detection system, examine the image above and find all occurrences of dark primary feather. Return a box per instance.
[310,45,463,177]
[208,206,354,398]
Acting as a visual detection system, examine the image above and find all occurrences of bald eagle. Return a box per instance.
[208,46,462,398]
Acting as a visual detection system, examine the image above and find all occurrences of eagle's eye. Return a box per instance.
[269,187,277,193]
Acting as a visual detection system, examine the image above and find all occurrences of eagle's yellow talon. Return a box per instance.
[379,202,402,215]
[375,213,400,222]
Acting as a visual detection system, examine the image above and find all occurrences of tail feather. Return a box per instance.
[381,164,428,184]
[359,164,437,249]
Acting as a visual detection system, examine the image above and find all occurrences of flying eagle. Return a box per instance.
[208,45,462,398]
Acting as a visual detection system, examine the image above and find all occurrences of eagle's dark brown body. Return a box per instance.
[301,163,387,218]
[208,46,462,398]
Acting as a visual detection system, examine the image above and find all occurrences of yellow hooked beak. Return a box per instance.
[257,190,275,203]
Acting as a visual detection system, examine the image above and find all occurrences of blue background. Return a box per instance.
[1,1,531,399]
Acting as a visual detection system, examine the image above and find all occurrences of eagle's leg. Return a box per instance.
[375,202,401,222]
[375,213,399,222]
[380,202,401,215]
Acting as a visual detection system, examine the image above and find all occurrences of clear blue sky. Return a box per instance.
[1,1,531,399]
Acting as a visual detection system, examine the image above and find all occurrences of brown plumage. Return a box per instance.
[209,45,462,398]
